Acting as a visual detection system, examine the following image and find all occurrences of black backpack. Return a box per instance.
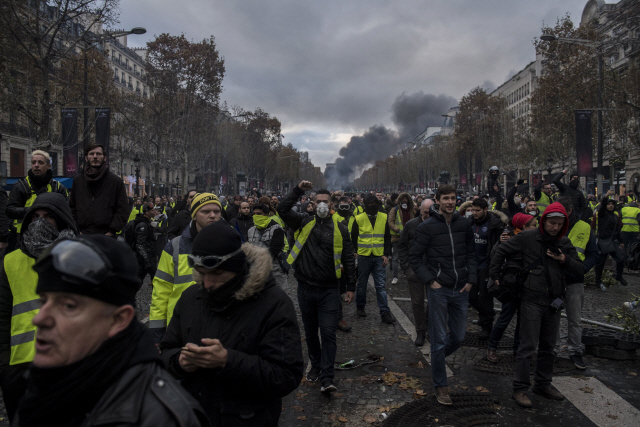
[119,220,138,250]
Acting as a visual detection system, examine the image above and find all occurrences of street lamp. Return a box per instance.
[540,33,604,196]
[133,153,141,197]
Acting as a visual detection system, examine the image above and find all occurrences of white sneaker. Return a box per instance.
[391,278,398,284]
[599,283,607,292]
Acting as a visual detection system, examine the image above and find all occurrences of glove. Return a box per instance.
[517,179,524,186]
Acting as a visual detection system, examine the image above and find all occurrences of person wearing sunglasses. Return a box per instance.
[0,192,77,422]
[160,221,303,426]
[149,193,227,344]
[12,235,208,426]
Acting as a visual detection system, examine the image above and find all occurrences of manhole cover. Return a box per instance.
[366,364,388,373]
[383,391,499,427]
[473,354,575,376]
[461,331,514,350]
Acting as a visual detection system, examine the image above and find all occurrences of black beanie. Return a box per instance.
[34,235,141,306]
[192,221,247,273]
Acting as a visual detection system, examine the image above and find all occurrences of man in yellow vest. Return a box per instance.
[149,192,225,343]
[277,181,356,394]
[620,196,640,262]
[388,193,414,284]
[0,192,77,421]
[534,180,553,215]
[555,197,599,370]
[352,194,395,324]
[5,150,68,252]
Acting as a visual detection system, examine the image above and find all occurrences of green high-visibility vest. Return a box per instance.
[355,212,387,257]
[5,250,39,365]
[14,177,52,233]
[333,212,355,233]
[567,220,591,261]
[536,192,552,214]
[621,205,640,233]
[390,207,404,236]
[287,217,343,278]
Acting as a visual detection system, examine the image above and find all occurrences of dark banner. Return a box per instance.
[95,108,111,159]
[61,108,78,178]
[575,110,593,178]
[475,173,482,186]
[458,155,468,186]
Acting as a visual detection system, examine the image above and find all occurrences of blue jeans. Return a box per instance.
[356,256,390,315]
[488,298,520,351]
[428,285,469,388]
[297,282,340,385]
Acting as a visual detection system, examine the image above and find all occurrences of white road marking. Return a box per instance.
[553,376,640,427]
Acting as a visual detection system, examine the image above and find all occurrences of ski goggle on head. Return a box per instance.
[34,239,113,286]
[187,247,244,270]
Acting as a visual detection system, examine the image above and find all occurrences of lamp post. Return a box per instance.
[133,153,141,197]
[176,176,180,196]
[540,33,604,196]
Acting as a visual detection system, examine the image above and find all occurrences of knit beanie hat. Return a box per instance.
[511,213,533,231]
[191,193,222,218]
[192,221,246,273]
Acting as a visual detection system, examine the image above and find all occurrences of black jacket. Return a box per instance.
[133,214,158,272]
[225,204,240,221]
[397,216,423,271]
[230,214,254,243]
[553,172,588,219]
[0,191,9,243]
[160,244,303,425]
[69,166,129,234]
[277,187,357,291]
[565,212,599,285]
[6,170,68,221]
[472,210,508,269]
[408,205,477,289]
[168,209,191,240]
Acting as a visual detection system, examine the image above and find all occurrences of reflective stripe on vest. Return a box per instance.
[14,177,53,233]
[568,220,591,261]
[536,192,551,214]
[621,206,640,232]
[355,212,387,257]
[390,208,404,236]
[270,215,289,252]
[287,217,343,278]
[6,250,39,365]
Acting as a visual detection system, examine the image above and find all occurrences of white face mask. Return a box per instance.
[528,210,537,216]
[465,211,473,218]
[316,202,329,218]
[520,203,526,209]
[401,203,408,209]
[150,221,158,228]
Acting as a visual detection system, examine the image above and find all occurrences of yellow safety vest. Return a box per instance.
[149,234,195,331]
[594,210,618,235]
[287,217,343,278]
[390,207,404,236]
[536,192,551,214]
[352,204,364,215]
[567,220,591,261]
[118,205,144,235]
[5,250,39,365]
[14,177,53,233]
[621,205,640,233]
[355,212,387,257]
[333,212,355,233]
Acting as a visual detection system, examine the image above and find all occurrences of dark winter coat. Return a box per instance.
[168,209,191,240]
[389,192,415,243]
[0,191,10,243]
[277,187,357,291]
[133,214,158,272]
[472,210,508,270]
[229,214,254,243]
[408,205,477,289]
[69,166,129,235]
[553,172,588,219]
[160,244,303,426]
[397,216,423,271]
[6,170,68,221]
[225,204,240,222]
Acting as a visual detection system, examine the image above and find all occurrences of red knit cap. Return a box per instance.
[512,213,533,231]
[539,202,569,239]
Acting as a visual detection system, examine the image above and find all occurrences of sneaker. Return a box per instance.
[434,386,453,405]
[381,312,396,324]
[618,276,628,286]
[320,383,337,394]
[391,277,398,284]
[570,353,587,370]
[414,332,426,347]
[357,307,367,317]
[599,283,607,292]
[306,366,321,382]
[487,349,498,363]
[512,391,532,408]
[337,319,352,332]
[532,384,565,400]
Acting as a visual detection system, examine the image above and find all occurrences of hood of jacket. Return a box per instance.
[396,192,414,212]
[459,201,473,214]
[539,201,569,239]
[489,210,509,227]
[21,192,78,237]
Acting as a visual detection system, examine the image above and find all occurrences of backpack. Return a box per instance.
[625,238,640,270]
[118,220,138,250]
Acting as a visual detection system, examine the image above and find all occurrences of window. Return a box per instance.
[134,64,137,72]
[131,165,134,175]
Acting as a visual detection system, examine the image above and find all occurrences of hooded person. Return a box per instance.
[246,203,288,288]
[0,192,77,421]
[12,235,208,427]
[159,221,303,426]
[388,192,415,284]
[591,196,625,291]
[553,170,588,220]
[490,202,582,408]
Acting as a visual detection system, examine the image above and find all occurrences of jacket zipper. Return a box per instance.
[447,221,458,294]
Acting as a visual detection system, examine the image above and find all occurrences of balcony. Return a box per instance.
[114,75,120,83]
[128,83,133,91]
[135,88,141,94]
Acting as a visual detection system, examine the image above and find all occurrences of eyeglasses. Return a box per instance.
[34,239,112,286]
[187,247,244,270]
[339,204,350,209]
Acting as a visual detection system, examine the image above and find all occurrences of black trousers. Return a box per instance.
[468,268,495,332]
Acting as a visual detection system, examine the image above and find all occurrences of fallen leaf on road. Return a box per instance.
[570,375,590,381]
[363,414,377,423]
[328,414,337,421]
[461,385,468,390]
[292,405,304,412]
[297,416,307,421]
[383,372,399,385]
[334,392,344,397]
[580,386,594,394]
[628,371,637,376]
[476,386,490,393]
[378,406,390,413]
[606,414,618,420]
[338,416,348,423]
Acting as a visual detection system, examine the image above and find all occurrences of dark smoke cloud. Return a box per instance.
[325,91,457,189]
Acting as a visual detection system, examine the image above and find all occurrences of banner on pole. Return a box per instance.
[61,108,78,178]
[575,110,593,178]
[95,108,111,159]
[458,155,468,186]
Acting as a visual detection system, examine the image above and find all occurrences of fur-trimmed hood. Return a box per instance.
[396,192,415,212]
[192,242,273,302]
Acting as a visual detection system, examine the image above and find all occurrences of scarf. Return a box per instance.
[27,169,53,192]
[17,321,160,427]
[22,218,75,258]
[400,206,411,225]
[84,162,108,181]
[202,262,249,311]
[253,214,271,230]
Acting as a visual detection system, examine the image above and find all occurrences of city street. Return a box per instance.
[1,267,638,427]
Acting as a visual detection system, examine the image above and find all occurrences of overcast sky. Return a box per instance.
[118,0,600,171]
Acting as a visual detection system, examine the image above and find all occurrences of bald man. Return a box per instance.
[397,199,433,346]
